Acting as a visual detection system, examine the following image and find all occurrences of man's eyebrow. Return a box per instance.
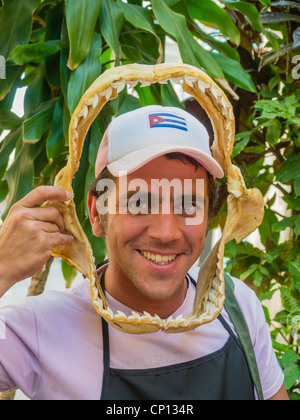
[119,191,153,201]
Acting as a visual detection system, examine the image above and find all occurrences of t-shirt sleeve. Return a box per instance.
[232,278,285,400]
[0,298,41,399]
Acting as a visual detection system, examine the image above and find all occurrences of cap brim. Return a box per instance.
[107,145,224,179]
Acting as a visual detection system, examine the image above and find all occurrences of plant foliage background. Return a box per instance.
[0,0,299,398]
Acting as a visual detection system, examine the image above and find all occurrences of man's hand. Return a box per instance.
[0,186,74,296]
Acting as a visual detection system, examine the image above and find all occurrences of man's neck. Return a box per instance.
[99,264,189,319]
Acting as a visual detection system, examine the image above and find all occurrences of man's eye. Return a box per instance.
[127,198,150,214]
[174,200,203,216]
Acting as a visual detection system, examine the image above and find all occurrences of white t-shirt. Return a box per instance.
[0,265,284,400]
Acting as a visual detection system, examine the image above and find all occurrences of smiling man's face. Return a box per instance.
[88,155,209,317]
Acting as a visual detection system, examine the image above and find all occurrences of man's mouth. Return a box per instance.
[138,250,178,265]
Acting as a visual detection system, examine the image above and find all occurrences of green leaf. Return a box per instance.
[232,134,251,158]
[0,0,40,59]
[65,0,103,70]
[288,261,300,277]
[274,310,289,324]
[222,1,264,32]
[186,0,240,46]
[0,109,22,130]
[280,287,300,312]
[67,32,102,114]
[151,0,224,78]
[295,215,300,237]
[259,208,280,248]
[161,83,184,109]
[117,0,156,36]
[266,119,281,146]
[240,264,258,281]
[61,259,78,289]
[0,65,21,102]
[83,218,107,263]
[0,128,21,180]
[211,52,257,92]
[277,155,300,183]
[45,95,66,162]
[3,141,43,219]
[24,64,52,117]
[44,4,64,89]
[295,178,300,197]
[100,0,124,65]
[272,215,298,232]
[0,179,8,203]
[7,41,62,66]
[281,350,300,390]
[23,99,56,144]
[283,196,300,212]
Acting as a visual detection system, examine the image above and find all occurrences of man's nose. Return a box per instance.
[146,212,182,243]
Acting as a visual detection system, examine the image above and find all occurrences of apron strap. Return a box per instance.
[224,273,264,401]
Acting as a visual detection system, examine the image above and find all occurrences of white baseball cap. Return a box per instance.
[95,105,224,179]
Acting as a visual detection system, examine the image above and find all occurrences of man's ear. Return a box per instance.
[87,194,105,237]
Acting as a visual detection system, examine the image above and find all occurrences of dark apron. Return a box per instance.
[98,268,257,400]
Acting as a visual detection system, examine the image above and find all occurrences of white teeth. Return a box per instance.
[140,250,177,264]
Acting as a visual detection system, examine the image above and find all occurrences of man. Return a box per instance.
[0,106,288,400]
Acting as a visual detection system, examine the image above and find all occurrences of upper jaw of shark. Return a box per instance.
[46,63,265,334]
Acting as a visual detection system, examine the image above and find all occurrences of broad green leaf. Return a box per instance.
[186,0,240,46]
[240,264,258,281]
[0,65,22,102]
[0,109,22,130]
[295,179,300,197]
[100,0,124,65]
[117,0,156,36]
[266,119,282,146]
[232,134,251,158]
[7,41,62,66]
[3,141,43,219]
[0,179,8,203]
[151,0,224,78]
[222,0,264,32]
[276,155,300,183]
[23,100,56,144]
[211,52,257,92]
[161,83,184,109]
[0,128,22,180]
[83,218,107,263]
[283,196,300,212]
[62,259,78,289]
[272,215,298,232]
[0,0,40,59]
[44,4,64,89]
[281,350,300,390]
[24,64,52,117]
[46,95,66,162]
[67,32,102,114]
[65,0,103,70]
[60,17,72,102]
[259,208,280,249]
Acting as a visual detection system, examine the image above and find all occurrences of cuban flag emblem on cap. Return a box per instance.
[149,113,188,132]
